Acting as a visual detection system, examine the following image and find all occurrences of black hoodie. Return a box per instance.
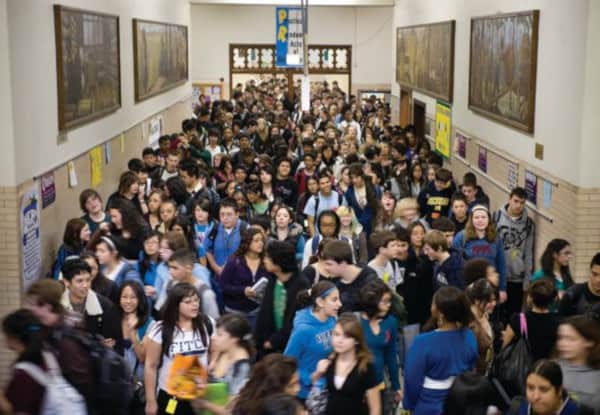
[396,249,434,325]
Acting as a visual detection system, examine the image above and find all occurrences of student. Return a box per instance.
[531,239,575,301]
[443,373,497,415]
[304,169,345,237]
[81,252,119,305]
[269,205,305,264]
[144,283,213,415]
[190,198,216,265]
[449,192,468,233]
[407,221,427,257]
[254,241,310,356]
[345,162,381,236]
[312,314,381,415]
[219,228,269,320]
[107,198,149,261]
[514,360,593,415]
[137,231,161,301]
[460,172,490,209]
[337,205,369,266]
[193,314,254,415]
[493,187,535,317]
[417,167,454,225]
[463,258,501,288]
[465,279,497,375]
[358,279,401,411]
[146,189,166,230]
[297,176,320,226]
[79,188,110,233]
[431,217,456,247]
[59,259,121,351]
[321,240,378,314]
[89,232,143,287]
[302,210,345,269]
[143,147,161,179]
[374,189,398,231]
[159,149,181,182]
[259,166,275,202]
[204,198,248,277]
[106,170,148,216]
[52,218,91,280]
[273,157,299,208]
[295,151,318,196]
[502,278,560,362]
[393,197,429,231]
[162,249,219,320]
[408,162,427,199]
[556,315,600,413]
[284,281,341,401]
[368,230,403,290]
[231,354,301,415]
[402,287,478,414]
[452,205,508,303]
[180,159,220,210]
[560,253,600,316]
[261,394,304,415]
[423,230,465,290]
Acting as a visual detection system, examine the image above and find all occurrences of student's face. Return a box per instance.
[159,240,173,262]
[322,259,342,277]
[234,169,247,183]
[472,210,489,232]
[259,170,272,184]
[144,154,157,167]
[304,156,315,170]
[316,289,342,318]
[120,286,139,314]
[284,372,301,397]
[83,257,99,280]
[410,226,425,248]
[443,232,455,247]
[338,213,352,228]
[159,140,170,153]
[194,206,209,224]
[148,193,162,214]
[277,161,291,178]
[434,179,447,192]
[80,225,91,243]
[589,264,600,294]
[557,323,593,363]
[263,255,278,273]
[219,207,238,229]
[412,165,422,180]
[331,324,354,354]
[128,181,140,195]
[397,241,409,260]
[319,216,337,237]
[65,272,91,302]
[275,209,292,228]
[96,242,117,265]
[462,185,476,202]
[307,179,319,195]
[378,293,392,317]
[179,294,200,320]
[211,327,237,353]
[340,168,350,185]
[166,155,179,172]
[318,177,332,195]
[427,168,436,183]
[144,236,160,256]
[169,261,192,281]
[85,195,103,214]
[423,244,438,262]
[486,266,500,288]
[179,171,195,188]
[553,245,573,267]
[381,240,401,259]
[406,133,416,146]
[452,201,467,220]
[508,195,526,217]
[526,373,562,415]
[109,209,122,229]
[382,194,395,211]
[249,233,265,255]
[160,203,177,223]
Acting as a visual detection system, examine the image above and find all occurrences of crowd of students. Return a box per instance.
[1,77,599,415]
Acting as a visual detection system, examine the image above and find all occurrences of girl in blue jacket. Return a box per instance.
[284,280,342,400]
[452,204,507,303]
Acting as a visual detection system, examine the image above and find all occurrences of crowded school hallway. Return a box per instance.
[0,0,599,414]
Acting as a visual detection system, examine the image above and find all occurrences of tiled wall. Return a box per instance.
[428,120,600,282]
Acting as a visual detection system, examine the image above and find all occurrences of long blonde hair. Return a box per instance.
[334,314,372,373]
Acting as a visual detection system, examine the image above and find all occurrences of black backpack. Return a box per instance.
[55,327,133,412]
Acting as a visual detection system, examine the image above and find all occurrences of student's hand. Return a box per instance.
[144,285,157,298]
[244,287,256,298]
[99,222,111,232]
[102,338,116,349]
[214,266,223,276]
[315,358,331,376]
[145,399,158,415]
[499,291,508,304]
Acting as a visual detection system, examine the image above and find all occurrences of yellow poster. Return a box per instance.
[90,146,103,188]
[435,101,452,159]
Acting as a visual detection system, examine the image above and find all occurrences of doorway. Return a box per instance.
[400,88,411,128]
[413,99,426,141]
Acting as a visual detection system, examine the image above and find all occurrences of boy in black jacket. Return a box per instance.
[417,168,454,225]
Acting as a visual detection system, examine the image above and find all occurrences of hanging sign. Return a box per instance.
[21,184,42,290]
[275,7,304,68]
[434,101,451,159]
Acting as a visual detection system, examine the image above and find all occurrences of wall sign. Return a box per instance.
[525,170,538,205]
[21,184,42,290]
[478,146,487,173]
[275,7,304,68]
[40,172,56,209]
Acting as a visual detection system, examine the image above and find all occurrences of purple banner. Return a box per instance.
[457,134,466,158]
[40,172,56,209]
[478,147,487,173]
[525,170,538,205]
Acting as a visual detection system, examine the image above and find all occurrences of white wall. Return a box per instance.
[190,4,392,87]
[0,0,16,186]
[6,0,191,185]
[391,0,598,188]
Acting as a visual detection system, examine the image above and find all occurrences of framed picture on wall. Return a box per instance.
[468,10,540,133]
[132,19,189,102]
[54,5,121,132]
[396,21,455,103]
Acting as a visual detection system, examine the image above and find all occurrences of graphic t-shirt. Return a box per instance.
[147,321,210,391]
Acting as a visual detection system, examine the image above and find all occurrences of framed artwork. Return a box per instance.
[396,21,455,103]
[468,10,540,133]
[54,5,121,131]
[133,19,188,102]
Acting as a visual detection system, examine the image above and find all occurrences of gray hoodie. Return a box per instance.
[493,204,535,285]
[559,361,600,414]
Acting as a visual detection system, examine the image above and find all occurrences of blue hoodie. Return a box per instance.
[432,249,465,290]
[452,231,507,291]
[284,307,336,399]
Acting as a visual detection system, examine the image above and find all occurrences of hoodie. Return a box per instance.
[493,204,535,284]
[433,249,465,290]
[284,307,336,399]
[417,181,454,225]
[452,231,507,291]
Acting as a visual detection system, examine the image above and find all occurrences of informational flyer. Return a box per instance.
[434,101,451,159]
[455,131,467,159]
[40,172,56,209]
[478,147,487,173]
[525,170,538,205]
[21,184,42,290]
[90,146,103,188]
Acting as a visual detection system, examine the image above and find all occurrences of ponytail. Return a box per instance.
[296,280,337,309]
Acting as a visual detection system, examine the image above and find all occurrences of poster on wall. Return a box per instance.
[525,170,538,205]
[90,146,103,188]
[40,172,56,209]
[275,7,304,68]
[21,184,42,290]
[478,146,488,173]
[435,101,451,159]
[455,131,467,159]
[507,161,518,190]
[543,180,552,209]
[148,116,163,148]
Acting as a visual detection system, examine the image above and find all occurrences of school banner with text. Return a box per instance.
[435,101,452,159]
[275,7,304,68]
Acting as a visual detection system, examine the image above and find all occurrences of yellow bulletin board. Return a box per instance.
[435,101,451,159]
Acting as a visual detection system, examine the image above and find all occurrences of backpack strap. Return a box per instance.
[14,362,50,385]
[313,195,320,217]
[519,312,528,338]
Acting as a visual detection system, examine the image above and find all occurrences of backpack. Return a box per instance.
[54,327,133,412]
[313,192,344,217]
[15,351,87,415]
[207,219,249,243]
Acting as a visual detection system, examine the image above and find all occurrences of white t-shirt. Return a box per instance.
[303,191,344,218]
[147,320,211,391]
[368,259,404,290]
